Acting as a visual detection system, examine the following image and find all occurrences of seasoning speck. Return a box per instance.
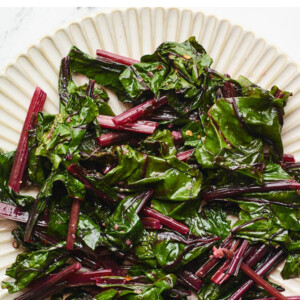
[185,130,193,136]
[12,241,19,249]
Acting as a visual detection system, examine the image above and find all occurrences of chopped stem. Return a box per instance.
[141,217,162,230]
[65,269,113,284]
[66,198,81,250]
[227,239,249,276]
[97,255,125,276]
[172,131,183,144]
[224,249,286,300]
[15,262,81,300]
[96,49,139,66]
[67,164,118,205]
[176,149,194,161]
[178,270,202,292]
[97,131,133,147]
[283,154,295,163]
[195,237,233,278]
[203,180,300,200]
[112,96,168,126]
[9,87,47,192]
[142,207,190,235]
[254,297,300,300]
[86,79,95,98]
[97,115,158,134]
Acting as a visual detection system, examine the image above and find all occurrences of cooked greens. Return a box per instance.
[0,37,298,300]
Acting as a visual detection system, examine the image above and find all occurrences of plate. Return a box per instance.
[0,7,300,299]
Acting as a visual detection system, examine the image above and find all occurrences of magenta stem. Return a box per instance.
[96,131,133,147]
[0,202,47,227]
[176,149,194,161]
[178,270,202,292]
[172,131,183,144]
[141,217,162,230]
[16,262,81,300]
[9,87,47,192]
[227,249,285,300]
[203,180,300,200]
[66,198,81,250]
[283,154,295,163]
[97,115,158,134]
[112,96,168,126]
[227,239,249,276]
[96,49,139,66]
[142,207,189,235]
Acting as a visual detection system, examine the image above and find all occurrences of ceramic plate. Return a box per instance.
[0,7,300,299]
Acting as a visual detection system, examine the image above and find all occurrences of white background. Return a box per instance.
[0,5,300,71]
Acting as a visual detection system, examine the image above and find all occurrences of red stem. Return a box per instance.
[254,297,300,300]
[203,180,300,200]
[96,132,133,147]
[97,255,125,276]
[172,131,183,144]
[9,87,47,192]
[224,249,287,300]
[283,154,295,163]
[65,269,113,285]
[176,149,194,162]
[66,198,81,250]
[112,96,168,126]
[0,202,47,226]
[227,239,249,276]
[141,217,162,230]
[96,49,139,66]
[142,207,189,235]
[15,262,81,300]
[67,164,118,205]
[97,115,158,134]
[178,270,202,292]
[195,238,232,278]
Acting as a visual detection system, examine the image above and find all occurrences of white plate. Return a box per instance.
[0,7,300,299]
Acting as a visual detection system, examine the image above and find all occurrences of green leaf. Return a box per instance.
[68,46,129,101]
[104,193,145,251]
[47,209,102,250]
[153,231,217,271]
[1,242,68,293]
[281,253,300,279]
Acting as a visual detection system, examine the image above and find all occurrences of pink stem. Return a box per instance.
[96,132,132,147]
[176,149,194,161]
[224,249,287,300]
[96,49,139,66]
[112,96,168,126]
[0,202,47,226]
[172,131,183,144]
[9,87,47,192]
[66,198,81,250]
[16,262,81,300]
[283,154,295,163]
[203,180,300,200]
[97,115,158,134]
[141,217,162,230]
[142,207,189,235]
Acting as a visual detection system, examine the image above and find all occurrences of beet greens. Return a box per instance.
[1,37,299,299]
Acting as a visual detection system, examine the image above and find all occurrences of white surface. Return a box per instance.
[1,7,300,71]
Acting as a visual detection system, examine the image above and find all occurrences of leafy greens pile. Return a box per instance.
[1,36,300,300]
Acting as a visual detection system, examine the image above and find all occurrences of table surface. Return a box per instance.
[0,7,300,72]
